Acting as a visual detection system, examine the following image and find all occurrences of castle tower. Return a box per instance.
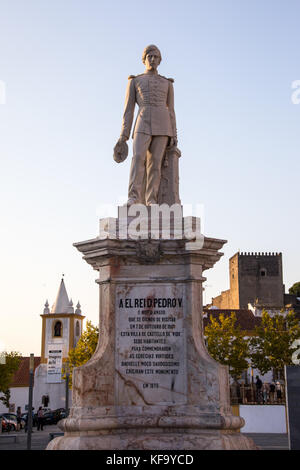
[237,252,284,308]
[40,278,85,364]
[211,252,284,309]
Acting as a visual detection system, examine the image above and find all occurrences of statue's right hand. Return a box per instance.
[113,138,129,163]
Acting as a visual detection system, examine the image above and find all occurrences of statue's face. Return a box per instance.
[144,50,160,71]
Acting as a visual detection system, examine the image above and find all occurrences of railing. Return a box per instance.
[230,383,286,405]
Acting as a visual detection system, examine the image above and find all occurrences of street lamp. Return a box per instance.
[27,353,34,450]
[65,361,70,417]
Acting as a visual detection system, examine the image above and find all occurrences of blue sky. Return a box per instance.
[0,0,299,355]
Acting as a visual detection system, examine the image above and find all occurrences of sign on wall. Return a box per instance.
[47,347,63,383]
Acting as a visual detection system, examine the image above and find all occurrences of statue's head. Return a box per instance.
[142,45,161,71]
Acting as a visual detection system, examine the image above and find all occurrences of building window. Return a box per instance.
[260,269,267,277]
[76,321,80,337]
[53,321,62,337]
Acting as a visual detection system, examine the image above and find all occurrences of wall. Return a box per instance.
[33,364,72,411]
[239,405,287,433]
[0,387,28,413]
[45,317,70,359]
[229,253,240,308]
[0,367,72,414]
[211,289,231,309]
[238,253,284,308]
[211,252,285,309]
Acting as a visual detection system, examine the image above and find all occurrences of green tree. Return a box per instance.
[0,352,21,408]
[63,321,99,387]
[0,390,11,408]
[289,282,300,297]
[250,310,300,376]
[204,312,250,381]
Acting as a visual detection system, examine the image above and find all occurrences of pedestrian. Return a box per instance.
[255,375,263,403]
[16,406,22,431]
[262,383,269,404]
[37,406,44,431]
[276,381,282,401]
[269,381,276,403]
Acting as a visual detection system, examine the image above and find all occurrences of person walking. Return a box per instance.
[276,381,282,402]
[37,407,44,431]
[262,382,269,404]
[255,375,263,403]
[269,381,276,403]
[16,406,22,431]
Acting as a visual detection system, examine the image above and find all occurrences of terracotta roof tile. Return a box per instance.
[203,309,262,331]
[10,357,41,387]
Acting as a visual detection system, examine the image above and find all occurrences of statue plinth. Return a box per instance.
[47,216,256,450]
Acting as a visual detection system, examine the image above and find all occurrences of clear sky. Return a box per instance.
[0,0,299,356]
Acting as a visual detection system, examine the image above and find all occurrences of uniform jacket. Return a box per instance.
[120,72,177,139]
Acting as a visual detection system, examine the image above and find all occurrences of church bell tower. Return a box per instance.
[40,277,85,364]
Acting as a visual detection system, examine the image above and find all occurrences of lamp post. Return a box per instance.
[27,353,34,450]
[65,361,70,416]
[250,367,254,402]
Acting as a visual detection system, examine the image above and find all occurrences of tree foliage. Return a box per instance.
[204,312,250,381]
[250,310,300,375]
[0,390,11,408]
[289,282,300,297]
[63,321,99,387]
[0,352,22,407]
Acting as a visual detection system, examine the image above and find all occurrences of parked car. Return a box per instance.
[1,416,10,432]
[41,407,51,413]
[41,408,67,425]
[53,408,67,423]
[0,413,17,432]
[4,413,26,430]
[21,412,37,427]
[42,411,56,425]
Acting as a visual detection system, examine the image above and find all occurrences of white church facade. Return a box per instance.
[0,278,85,414]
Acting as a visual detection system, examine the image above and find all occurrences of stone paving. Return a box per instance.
[0,425,61,450]
[0,428,290,450]
[244,433,289,450]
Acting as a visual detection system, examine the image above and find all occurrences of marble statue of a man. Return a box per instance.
[116,45,178,206]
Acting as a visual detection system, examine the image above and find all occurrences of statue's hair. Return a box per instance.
[142,45,162,64]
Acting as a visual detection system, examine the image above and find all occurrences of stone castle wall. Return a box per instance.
[211,252,284,309]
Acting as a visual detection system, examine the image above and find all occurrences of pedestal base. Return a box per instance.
[47,428,256,450]
[47,231,257,451]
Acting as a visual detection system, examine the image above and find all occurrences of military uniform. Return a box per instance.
[120,71,177,205]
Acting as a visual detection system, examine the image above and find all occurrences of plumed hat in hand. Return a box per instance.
[113,140,128,163]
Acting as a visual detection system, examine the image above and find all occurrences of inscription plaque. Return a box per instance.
[116,284,186,405]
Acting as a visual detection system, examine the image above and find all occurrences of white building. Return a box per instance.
[0,278,85,414]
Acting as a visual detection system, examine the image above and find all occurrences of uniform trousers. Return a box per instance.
[128,133,169,205]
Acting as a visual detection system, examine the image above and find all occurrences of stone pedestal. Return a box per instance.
[47,222,256,450]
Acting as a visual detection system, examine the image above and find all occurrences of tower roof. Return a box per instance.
[51,278,74,314]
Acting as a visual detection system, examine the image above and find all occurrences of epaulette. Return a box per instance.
[128,75,136,80]
[158,74,174,83]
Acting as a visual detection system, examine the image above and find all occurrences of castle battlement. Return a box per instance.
[211,251,284,310]
[239,252,282,257]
